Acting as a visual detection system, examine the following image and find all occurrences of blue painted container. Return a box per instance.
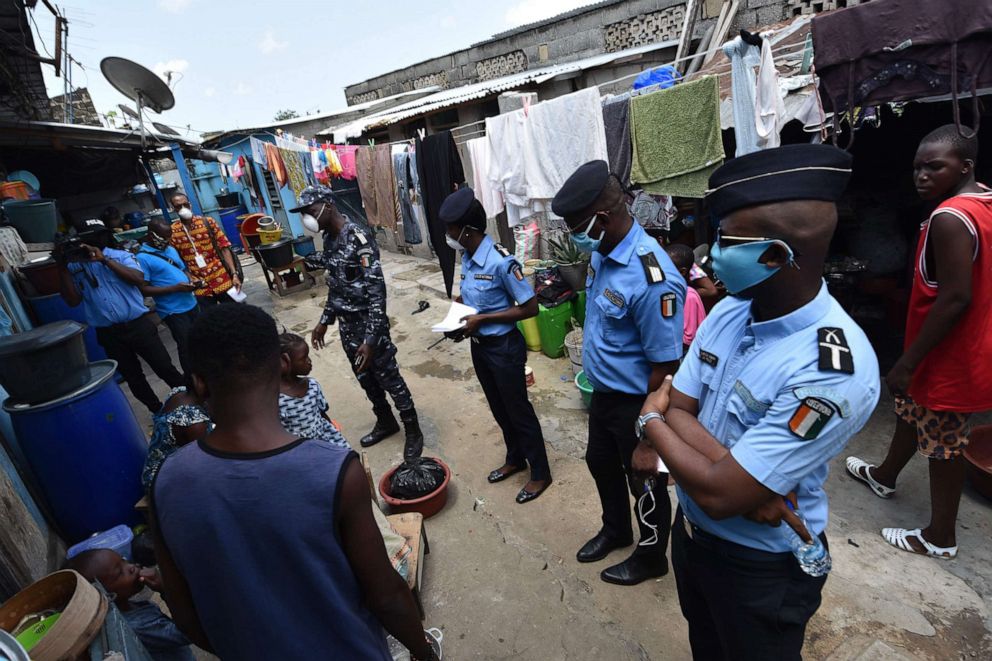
[66,524,134,561]
[27,293,107,362]
[218,205,246,251]
[293,236,316,257]
[3,360,148,544]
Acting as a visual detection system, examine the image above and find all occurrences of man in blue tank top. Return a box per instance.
[151,304,435,661]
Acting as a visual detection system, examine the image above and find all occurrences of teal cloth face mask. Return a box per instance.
[710,234,795,294]
[570,213,605,253]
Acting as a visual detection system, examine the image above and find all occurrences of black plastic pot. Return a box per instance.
[256,239,295,269]
[0,320,89,404]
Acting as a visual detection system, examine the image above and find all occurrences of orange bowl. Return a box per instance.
[378,457,451,519]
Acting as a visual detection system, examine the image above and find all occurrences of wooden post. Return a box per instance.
[675,0,701,69]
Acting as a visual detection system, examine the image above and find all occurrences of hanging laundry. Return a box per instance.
[755,39,786,150]
[522,87,609,203]
[325,147,343,177]
[406,148,426,245]
[392,146,423,245]
[298,150,316,187]
[485,109,533,226]
[416,130,464,298]
[372,144,398,230]
[312,146,327,183]
[602,93,633,186]
[355,146,379,225]
[723,36,762,156]
[465,136,504,219]
[333,145,359,180]
[630,75,725,199]
[250,137,269,170]
[281,147,308,197]
[264,142,287,187]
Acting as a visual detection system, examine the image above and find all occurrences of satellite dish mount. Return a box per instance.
[100,56,176,150]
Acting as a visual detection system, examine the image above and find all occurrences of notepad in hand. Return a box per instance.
[431,301,478,333]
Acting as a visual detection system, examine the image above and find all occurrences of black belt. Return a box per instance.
[469,330,513,345]
[677,508,796,564]
[99,311,152,332]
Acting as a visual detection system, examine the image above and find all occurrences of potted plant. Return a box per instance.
[547,232,589,292]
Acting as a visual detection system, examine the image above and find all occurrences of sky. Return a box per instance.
[30,0,593,138]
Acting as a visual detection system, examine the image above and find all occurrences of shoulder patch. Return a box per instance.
[793,386,850,418]
[661,292,677,317]
[818,327,854,374]
[353,230,369,245]
[639,252,666,284]
[357,248,373,268]
[699,349,719,367]
[493,243,511,257]
[789,397,836,440]
[509,261,524,281]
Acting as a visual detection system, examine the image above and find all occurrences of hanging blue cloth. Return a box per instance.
[632,65,682,91]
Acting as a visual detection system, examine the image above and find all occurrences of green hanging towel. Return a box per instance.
[629,75,725,198]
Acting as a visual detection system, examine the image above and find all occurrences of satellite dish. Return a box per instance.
[152,122,181,137]
[101,56,176,149]
[117,103,139,120]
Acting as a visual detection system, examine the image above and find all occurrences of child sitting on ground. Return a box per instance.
[665,244,707,355]
[278,332,350,449]
[65,549,194,661]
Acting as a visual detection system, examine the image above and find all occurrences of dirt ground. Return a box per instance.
[132,250,991,660]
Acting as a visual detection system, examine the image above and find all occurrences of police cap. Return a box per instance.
[552,160,610,218]
[705,144,852,221]
[439,187,486,231]
[289,184,336,213]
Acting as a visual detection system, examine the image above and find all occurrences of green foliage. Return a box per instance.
[273,109,300,121]
[546,232,587,265]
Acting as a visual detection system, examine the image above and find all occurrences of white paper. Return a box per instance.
[431,301,478,333]
[226,287,247,303]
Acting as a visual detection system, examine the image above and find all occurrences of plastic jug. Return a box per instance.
[537,301,574,359]
[518,317,541,351]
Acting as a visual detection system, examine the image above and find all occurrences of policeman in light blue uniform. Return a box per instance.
[636,144,881,659]
[440,188,552,504]
[552,160,685,586]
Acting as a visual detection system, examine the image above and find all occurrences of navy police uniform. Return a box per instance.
[440,188,552,493]
[669,145,880,659]
[553,161,685,572]
[292,186,420,455]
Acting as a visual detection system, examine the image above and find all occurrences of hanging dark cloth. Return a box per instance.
[602,93,632,186]
[812,0,992,135]
[415,131,465,298]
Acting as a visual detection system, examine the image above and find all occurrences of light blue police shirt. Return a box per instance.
[673,282,880,552]
[67,248,149,328]
[459,235,535,336]
[136,244,198,318]
[582,222,684,394]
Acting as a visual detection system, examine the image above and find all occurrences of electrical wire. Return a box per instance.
[25,2,55,59]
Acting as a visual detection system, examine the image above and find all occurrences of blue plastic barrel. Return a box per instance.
[3,360,148,543]
[293,236,316,257]
[219,205,246,251]
[26,293,107,362]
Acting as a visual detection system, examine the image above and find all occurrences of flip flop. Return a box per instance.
[846,456,895,499]
[881,527,957,559]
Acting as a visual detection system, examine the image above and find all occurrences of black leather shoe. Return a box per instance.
[576,532,633,563]
[359,411,400,448]
[487,465,525,483]
[600,553,669,586]
[515,479,552,504]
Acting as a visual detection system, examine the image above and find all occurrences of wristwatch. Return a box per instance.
[636,411,665,444]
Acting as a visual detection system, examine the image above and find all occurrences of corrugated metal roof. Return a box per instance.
[326,39,678,141]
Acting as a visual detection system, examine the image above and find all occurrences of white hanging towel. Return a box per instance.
[754,39,787,150]
[486,109,533,226]
[466,136,505,219]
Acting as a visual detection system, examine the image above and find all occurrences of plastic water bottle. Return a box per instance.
[783,502,832,577]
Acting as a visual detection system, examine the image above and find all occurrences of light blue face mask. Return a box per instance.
[710,233,796,295]
[570,213,606,253]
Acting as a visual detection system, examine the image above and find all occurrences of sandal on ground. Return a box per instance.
[845,456,895,499]
[881,527,957,559]
[487,465,525,484]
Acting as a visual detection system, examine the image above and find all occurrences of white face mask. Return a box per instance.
[445,226,467,251]
[177,207,193,221]
[301,214,320,233]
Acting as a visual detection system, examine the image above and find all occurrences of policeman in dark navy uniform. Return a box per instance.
[440,188,552,504]
[292,185,424,461]
[552,161,685,585]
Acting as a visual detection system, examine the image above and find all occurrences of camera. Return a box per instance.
[53,234,91,262]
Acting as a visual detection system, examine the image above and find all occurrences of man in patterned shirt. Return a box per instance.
[168,192,241,305]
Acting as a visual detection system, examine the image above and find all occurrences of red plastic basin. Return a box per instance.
[378,457,451,519]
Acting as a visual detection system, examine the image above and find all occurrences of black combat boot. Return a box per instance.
[360,405,400,448]
[400,408,424,461]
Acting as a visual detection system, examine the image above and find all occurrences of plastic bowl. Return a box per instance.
[378,457,451,519]
[575,370,593,409]
[964,425,992,501]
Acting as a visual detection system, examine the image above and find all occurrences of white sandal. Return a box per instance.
[846,456,895,499]
[881,527,957,559]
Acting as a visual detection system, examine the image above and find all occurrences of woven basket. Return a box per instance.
[0,570,107,661]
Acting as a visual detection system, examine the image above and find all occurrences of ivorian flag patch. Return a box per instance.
[788,397,835,440]
[661,292,676,318]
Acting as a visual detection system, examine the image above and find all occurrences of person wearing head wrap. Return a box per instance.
[553,160,685,586]
[292,185,424,461]
[637,144,880,659]
[439,188,552,504]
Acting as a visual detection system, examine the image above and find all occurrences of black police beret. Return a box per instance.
[706,144,853,221]
[439,187,486,230]
[552,160,610,217]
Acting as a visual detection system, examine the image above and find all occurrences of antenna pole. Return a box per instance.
[137,90,146,151]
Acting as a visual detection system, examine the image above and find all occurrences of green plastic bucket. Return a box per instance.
[575,370,593,409]
[537,301,573,359]
[2,199,57,243]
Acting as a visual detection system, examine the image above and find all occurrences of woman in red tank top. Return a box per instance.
[847,125,988,560]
